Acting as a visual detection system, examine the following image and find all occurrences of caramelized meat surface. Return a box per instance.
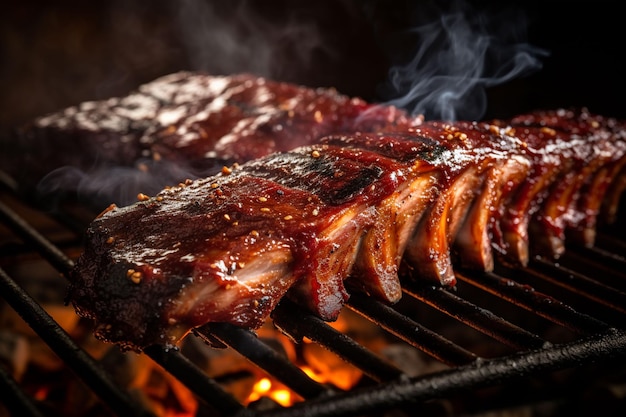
[69,109,626,351]
[1,72,413,206]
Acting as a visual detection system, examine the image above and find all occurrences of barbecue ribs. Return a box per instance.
[1,72,413,206]
[69,108,626,351]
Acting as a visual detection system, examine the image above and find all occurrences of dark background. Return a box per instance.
[1,0,624,130]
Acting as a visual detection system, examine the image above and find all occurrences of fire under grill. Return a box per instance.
[1,172,626,417]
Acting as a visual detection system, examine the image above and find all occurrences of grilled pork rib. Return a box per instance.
[495,110,626,263]
[1,72,413,205]
[69,110,626,351]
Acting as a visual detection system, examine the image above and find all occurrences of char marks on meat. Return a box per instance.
[69,107,626,351]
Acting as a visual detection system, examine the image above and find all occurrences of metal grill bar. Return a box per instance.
[401,279,546,350]
[0,267,154,417]
[458,269,610,334]
[255,328,626,417]
[530,256,626,313]
[272,299,405,383]
[558,253,626,295]
[346,292,477,366]
[505,263,626,328]
[196,322,331,401]
[0,200,75,275]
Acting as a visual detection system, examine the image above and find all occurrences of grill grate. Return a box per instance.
[1,177,626,417]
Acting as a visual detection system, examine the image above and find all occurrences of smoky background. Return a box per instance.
[1,0,625,132]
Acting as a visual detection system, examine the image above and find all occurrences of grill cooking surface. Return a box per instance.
[1,175,626,417]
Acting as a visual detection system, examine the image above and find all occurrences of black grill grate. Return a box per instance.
[1,177,626,417]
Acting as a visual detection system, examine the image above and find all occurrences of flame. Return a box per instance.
[246,377,295,407]
[299,363,360,391]
[244,310,380,407]
[244,360,361,408]
[300,365,325,383]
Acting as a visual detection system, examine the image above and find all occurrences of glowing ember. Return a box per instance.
[247,377,296,407]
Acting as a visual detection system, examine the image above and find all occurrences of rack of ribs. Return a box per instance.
[1,72,414,206]
[68,108,626,351]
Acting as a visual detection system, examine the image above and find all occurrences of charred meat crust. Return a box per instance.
[69,110,626,351]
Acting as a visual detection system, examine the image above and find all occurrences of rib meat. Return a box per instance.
[69,112,626,351]
[1,72,413,206]
[495,109,626,263]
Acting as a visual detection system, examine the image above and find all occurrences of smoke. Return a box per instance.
[175,0,331,81]
[35,160,204,209]
[378,1,549,121]
[176,0,548,121]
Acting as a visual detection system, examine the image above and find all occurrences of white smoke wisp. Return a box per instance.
[381,1,549,121]
[175,0,329,81]
[35,158,209,209]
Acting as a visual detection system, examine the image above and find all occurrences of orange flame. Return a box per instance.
[246,377,295,407]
